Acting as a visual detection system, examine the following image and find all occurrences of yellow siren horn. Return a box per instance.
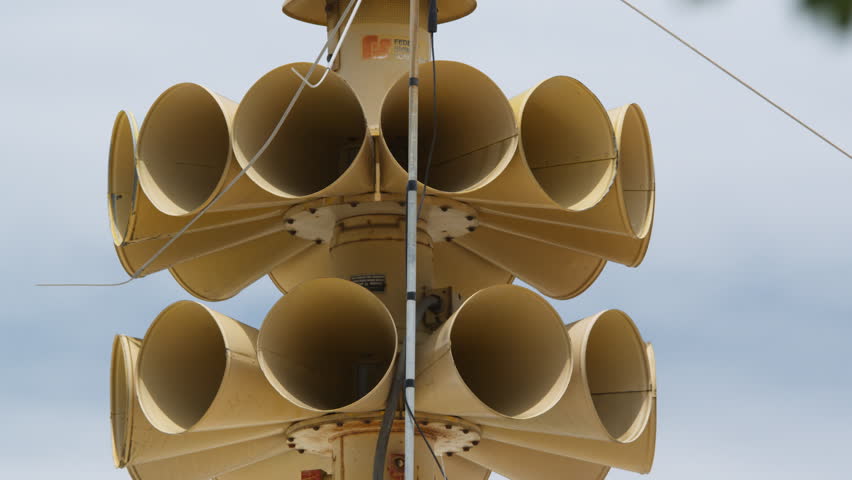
[108,110,289,278]
[476,342,658,474]
[136,301,314,434]
[137,84,289,216]
[110,336,287,469]
[416,285,572,418]
[379,61,519,194]
[473,310,652,444]
[453,76,618,212]
[258,278,398,412]
[474,103,656,267]
[232,63,373,202]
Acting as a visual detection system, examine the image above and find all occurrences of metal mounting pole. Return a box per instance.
[404,1,420,480]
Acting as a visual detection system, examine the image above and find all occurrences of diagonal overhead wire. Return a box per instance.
[618,0,851,160]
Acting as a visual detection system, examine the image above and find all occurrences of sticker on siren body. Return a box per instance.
[362,35,410,60]
[351,274,387,293]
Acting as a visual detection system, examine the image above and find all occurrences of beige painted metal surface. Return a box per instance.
[460,439,610,480]
[282,0,477,26]
[110,336,288,468]
[417,285,572,418]
[330,215,434,326]
[214,452,332,480]
[476,343,658,474]
[269,244,336,294]
[380,61,518,194]
[258,278,398,412]
[472,310,652,443]
[470,103,655,267]
[169,230,315,302]
[452,76,617,213]
[108,110,288,277]
[137,83,288,216]
[442,455,492,480]
[432,241,514,299]
[126,434,292,480]
[331,0,431,127]
[454,226,606,300]
[232,63,373,201]
[286,413,480,457]
[136,301,314,434]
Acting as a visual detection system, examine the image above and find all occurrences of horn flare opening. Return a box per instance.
[519,77,616,211]
[585,310,651,441]
[233,64,367,199]
[138,84,231,216]
[450,286,571,418]
[617,105,654,238]
[108,111,137,244]
[258,279,397,412]
[381,61,518,193]
[137,302,227,434]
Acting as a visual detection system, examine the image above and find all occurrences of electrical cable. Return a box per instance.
[417,0,440,219]
[403,395,450,480]
[37,0,364,288]
[416,32,439,220]
[373,352,406,480]
[618,0,851,160]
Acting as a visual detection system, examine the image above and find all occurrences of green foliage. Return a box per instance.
[802,0,852,30]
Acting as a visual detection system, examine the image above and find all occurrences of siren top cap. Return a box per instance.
[282,0,477,25]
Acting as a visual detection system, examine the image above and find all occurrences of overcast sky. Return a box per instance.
[1,0,850,479]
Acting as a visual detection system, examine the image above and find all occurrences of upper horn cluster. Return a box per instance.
[107,61,655,301]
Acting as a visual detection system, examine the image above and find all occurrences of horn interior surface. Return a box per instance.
[138,84,231,215]
[586,311,651,441]
[138,302,227,433]
[381,61,517,193]
[233,64,367,198]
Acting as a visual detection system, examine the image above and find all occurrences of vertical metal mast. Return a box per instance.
[404,1,420,480]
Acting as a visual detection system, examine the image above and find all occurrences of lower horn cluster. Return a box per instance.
[113,281,656,479]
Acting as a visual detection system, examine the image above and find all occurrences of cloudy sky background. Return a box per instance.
[1,0,851,478]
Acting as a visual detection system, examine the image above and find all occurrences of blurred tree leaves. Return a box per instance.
[802,0,851,30]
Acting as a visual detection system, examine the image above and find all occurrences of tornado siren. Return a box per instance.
[107,1,658,479]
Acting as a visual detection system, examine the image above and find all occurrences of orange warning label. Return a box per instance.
[362,35,410,60]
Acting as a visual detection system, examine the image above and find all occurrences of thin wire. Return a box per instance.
[403,396,450,480]
[291,0,364,88]
[417,33,439,219]
[618,0,851,160]
[37,0,363,288]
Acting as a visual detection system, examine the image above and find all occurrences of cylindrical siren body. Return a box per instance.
[379,61,519,193]
[136,301,313,434]
[282,0,477,25]
[258,278,398,412]
[232,63,373,201]
[417,285,572,418]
